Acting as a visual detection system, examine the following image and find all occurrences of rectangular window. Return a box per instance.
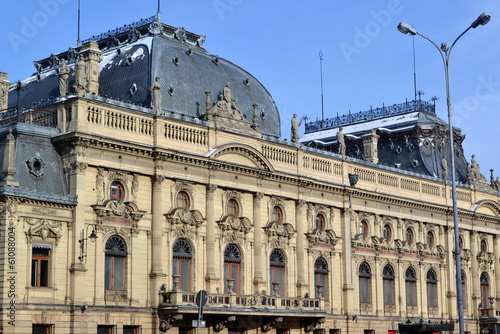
[173,258,191,291]
[383,279,394,305]
[33,324,52,334]
[97,325,115,334]
[124,325,140,334]
[180,328,193,334]
[359,277,370,303]
[313,330,325,334]
[31,244,51,287]
[364,331,375,334]
[330,330,340,334]
[406,281,416,306]
[270,267,284,296]
[427,282,437,307]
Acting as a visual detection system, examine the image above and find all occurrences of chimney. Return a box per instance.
[0,72,10,113]
[78,41,102,95]
[362,129,379,164]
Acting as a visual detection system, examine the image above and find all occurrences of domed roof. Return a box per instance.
[9,17,280,138]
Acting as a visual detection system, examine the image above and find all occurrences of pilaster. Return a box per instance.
[253,192,266,293]
[205,183,219,292]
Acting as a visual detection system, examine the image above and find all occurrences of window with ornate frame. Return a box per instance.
[110,181,125,203]
[383,224,392,242]
[224,244,242,294]
[480,272,489,307]
[359,261,371,304]
[426,231,435,249]
[227,199,239,220]
[405,267,417,306]
[272,206,284,225]
[31,243,52,287]
[269,249,286,296]
[359,221,369,239]
[105,235,127,291]
[173,238,192,291]
[383,264,395,305]
[315,214,325,232]
[406,228,414,246]
[314,257,329,300]
[176,191,191,212]
[426,269,438,308]
[480,239,487,254]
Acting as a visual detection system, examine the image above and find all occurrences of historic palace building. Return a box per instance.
[1,16,500,334]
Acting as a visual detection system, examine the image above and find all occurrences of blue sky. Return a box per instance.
[1,0,499,179]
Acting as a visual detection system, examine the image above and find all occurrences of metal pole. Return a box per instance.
[415,26,472,334]
[319,50,325,128]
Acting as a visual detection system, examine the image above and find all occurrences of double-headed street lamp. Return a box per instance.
[397,12,491,334]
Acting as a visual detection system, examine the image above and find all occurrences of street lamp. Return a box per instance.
[78,224,98,263]
[397,12,491,334]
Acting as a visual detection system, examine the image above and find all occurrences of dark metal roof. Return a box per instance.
[0,124,75,205]
[8,19,281,138]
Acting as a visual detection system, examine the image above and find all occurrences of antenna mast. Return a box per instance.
[77,0,81,46]
[412,32,417,102]
[157,0,161,21]
[319,50,325,128]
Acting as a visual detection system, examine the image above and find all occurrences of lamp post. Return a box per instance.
[397,13,491,334]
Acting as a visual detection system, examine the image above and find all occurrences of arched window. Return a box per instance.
[227,199,239,220]
[426,269,438,308]
[105,235,127,291]
[383,264,395,305]
[359,262,371,304]
[405,267,417,306]
[315,214,325,232]
[269,249,286,296]
[480,272,489,307]
[383,224,392,242]
[314,257,329,300]
[110,181,124,203]
[176,191,190,212]
[480,239,487,254]
[224,244,241,294]
[173,239,192,291]
[426,231,435,249]
[359,221,369,239]
[272,206,283,225]
[406,228,414,246]
[459,235,464,252]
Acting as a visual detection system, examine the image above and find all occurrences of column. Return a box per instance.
[295,200,308,296]
[342,192,355,316]
[150,175,166,305]
[470,231,479,302]
[205,184,219,292]
[494,235,500,303]
[253,192,266,293]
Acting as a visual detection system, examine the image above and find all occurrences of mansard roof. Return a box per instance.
[8,17,280,138]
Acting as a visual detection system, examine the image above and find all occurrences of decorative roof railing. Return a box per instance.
[305,99,436,133]
[81,16,156,44]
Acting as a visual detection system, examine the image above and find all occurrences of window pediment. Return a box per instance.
[165,208,204,227]
[217,216,252,233]
[264,221,295,239]
[92,200,146,227]
[25,218,63,243]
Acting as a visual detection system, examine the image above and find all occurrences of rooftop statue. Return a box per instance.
[73,57,86,96]
[150,76,162,113]
[441,156,448,181]
[336,127,346,159]
[291,114,305,143]
[58,59,70,97]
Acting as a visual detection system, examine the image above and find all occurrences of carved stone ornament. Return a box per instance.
[158,314,183,332]
[25,218,63,242]
[263,221,295,239]
[26,154,45,178]
[213,316,236,333]
[104,290,128,304]
[306,228,339,248]
[217,216,252,233]
[92,200,146,228]
[165,208,204,227]
[261,317,283,333]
